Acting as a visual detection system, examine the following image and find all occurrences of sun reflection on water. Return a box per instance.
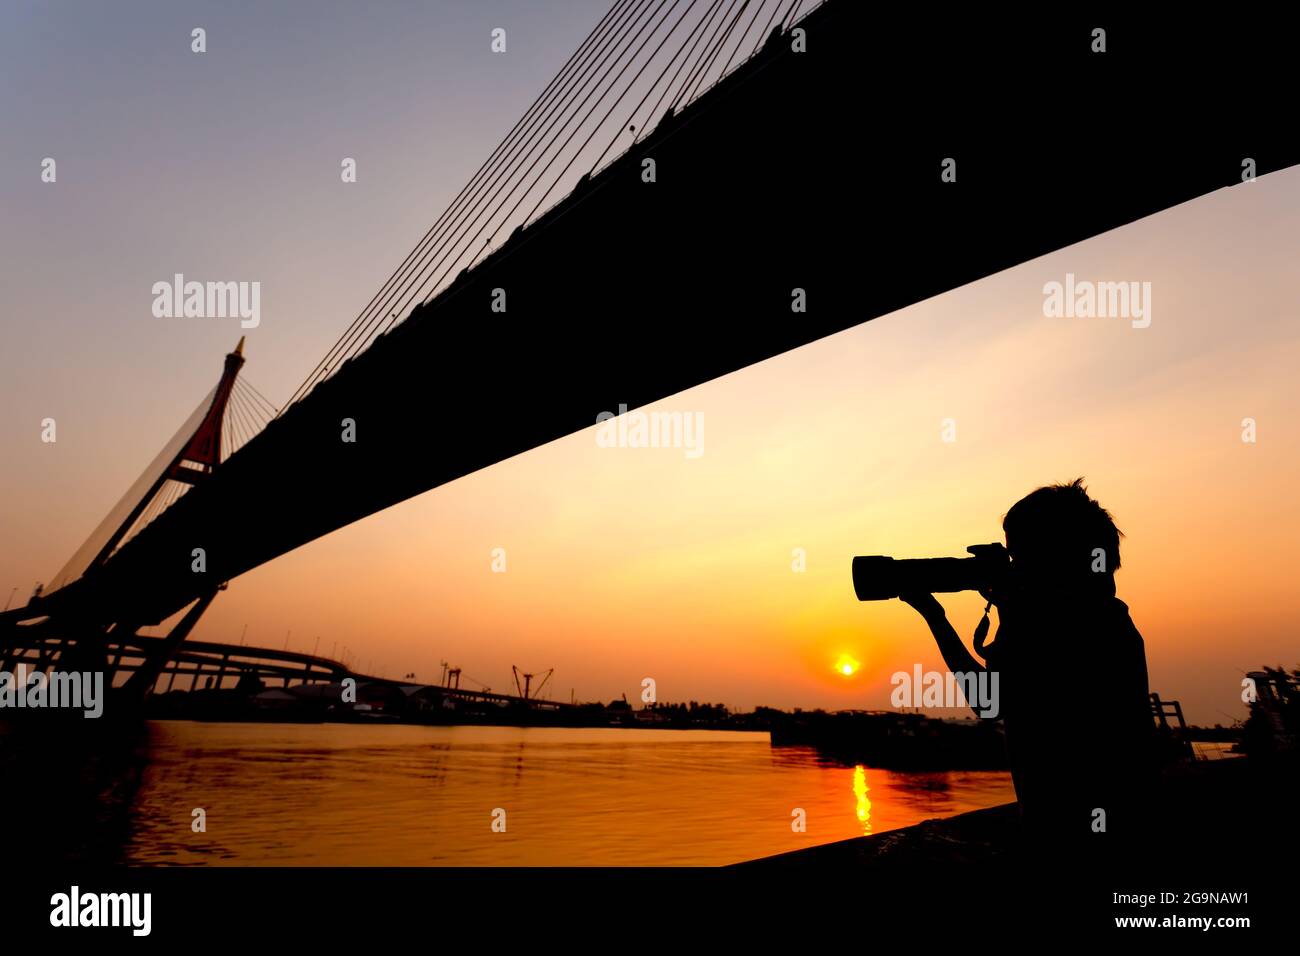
[853,764,872,835]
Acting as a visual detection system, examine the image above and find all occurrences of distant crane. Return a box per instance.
[439,660,460,689]
[512,665,554,701]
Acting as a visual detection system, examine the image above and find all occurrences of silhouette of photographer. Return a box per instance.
[899,479,1157,856]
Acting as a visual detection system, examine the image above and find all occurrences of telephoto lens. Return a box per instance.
[851,544,1008,600]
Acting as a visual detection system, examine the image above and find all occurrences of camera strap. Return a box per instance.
[972,599,994,658]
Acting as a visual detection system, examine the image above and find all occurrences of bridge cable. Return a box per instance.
[286,0,805,411]
[353,0,661,345]
[374,0,678,334]
[518,0,723,229]
[296,0,654,387]
[240,378,281,417]
[669,0,744,109]
[625,0,728,147]
[283,0,642,408]
[285,0,635,406]
[719,0,778,76]
[296,0,723,393]
[680,0,751,107]
[314,0,648,386]
[592,0,729,169]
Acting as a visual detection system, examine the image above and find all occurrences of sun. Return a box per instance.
[833,653,860,677]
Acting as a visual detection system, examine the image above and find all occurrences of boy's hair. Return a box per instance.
[1003,478,1123,577]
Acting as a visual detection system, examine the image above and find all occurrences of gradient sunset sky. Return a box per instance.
[2,2,1297,724]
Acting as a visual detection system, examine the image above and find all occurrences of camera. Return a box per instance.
[851,543,1009,601]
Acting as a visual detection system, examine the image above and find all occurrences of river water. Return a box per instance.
[85,722,1014,865]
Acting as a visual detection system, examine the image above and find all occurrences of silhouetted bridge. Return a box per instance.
[5,631,348,694]
[3,0,1296,706]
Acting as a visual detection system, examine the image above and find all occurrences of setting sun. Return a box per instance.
[834,654,860,677]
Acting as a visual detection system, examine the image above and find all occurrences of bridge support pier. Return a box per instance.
[120,588,220,703]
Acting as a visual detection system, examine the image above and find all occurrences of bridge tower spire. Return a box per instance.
[165,336,245,486]
[86,337,247,571]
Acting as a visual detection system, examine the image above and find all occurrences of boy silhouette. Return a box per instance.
[900,479,1157,855]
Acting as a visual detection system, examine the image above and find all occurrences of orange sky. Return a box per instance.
[5,171,1298,725]
[6,1,1294,727]
[71,169,1299,724]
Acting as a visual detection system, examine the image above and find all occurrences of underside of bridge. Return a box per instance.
[13,1,1300,637]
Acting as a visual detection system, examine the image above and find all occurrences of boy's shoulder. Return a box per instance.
[1101,597,1148,664]
[1109,597,1142,633]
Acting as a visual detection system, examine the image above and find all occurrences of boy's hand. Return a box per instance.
[899,592,944,621]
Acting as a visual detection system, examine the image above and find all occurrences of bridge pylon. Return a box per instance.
[0,339,254,711]
[85,337,247,573]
